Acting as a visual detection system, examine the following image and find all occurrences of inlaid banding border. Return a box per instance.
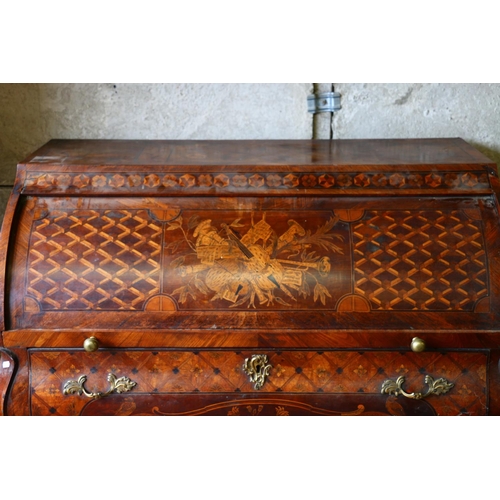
[23,171,491,193]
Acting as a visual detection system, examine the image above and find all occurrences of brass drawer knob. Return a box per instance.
[410,337,426,353]
[83,336,99,352]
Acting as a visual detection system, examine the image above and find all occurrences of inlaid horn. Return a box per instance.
[276,256,331,276]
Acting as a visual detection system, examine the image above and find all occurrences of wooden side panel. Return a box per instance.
[0,188,22,331]
[4,347,29,415]
[0,348,15,415]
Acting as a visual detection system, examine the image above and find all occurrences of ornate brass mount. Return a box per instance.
[243,354,272,390]
[381,375,454,400]
[63,373,137,399]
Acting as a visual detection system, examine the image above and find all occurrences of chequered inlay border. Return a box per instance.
[23,171,491,192]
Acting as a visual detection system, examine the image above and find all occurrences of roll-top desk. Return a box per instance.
[1,138,499,416]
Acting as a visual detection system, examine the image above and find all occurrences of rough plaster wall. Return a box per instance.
[0,83,312,178]
[37,83,312,144]
[330,83,500,166]
[0,84,45,184]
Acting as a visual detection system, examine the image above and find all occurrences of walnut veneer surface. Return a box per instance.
[1,138,499,416]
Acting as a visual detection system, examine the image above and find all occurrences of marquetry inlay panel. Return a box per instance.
[29,350,487,416]
[23,204,491,313]
[26,209,162,310]
[352,210,489,311]
[163,211,350,310]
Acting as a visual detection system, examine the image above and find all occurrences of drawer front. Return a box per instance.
[29,349,488,416]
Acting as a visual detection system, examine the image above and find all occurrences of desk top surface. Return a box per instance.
[21,138,495,167]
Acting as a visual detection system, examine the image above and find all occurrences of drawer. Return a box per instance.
[29,349,488,416]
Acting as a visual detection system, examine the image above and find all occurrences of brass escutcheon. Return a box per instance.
[243,354,272,390]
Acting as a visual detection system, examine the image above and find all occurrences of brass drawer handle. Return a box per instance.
[410,337,426,352]
[83,336,99,352]
[381,375,454,400]
[63,373,137,399]
[243,354,272,390]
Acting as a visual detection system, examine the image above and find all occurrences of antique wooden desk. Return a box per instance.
[1,138,499,416]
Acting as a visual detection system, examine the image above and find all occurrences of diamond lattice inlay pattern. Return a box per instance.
[353,210,488,311]
[27,209,162,310]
